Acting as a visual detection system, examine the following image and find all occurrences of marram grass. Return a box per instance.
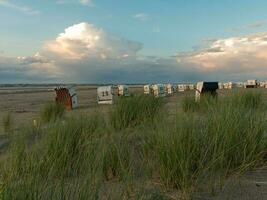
[0,91,266,200]
[40,103,65,123]
[2,113,13,134]
[110,94,163,130]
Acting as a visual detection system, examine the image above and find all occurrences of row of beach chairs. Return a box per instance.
[54,79,265,109]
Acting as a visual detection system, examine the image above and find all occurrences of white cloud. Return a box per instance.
[177,33,267,79]
[0,0,39,15]
[79,0,92,6]
[44,22,142,60]
[56,0,93,6]
[17,52,51,65]
[133,13,149,21]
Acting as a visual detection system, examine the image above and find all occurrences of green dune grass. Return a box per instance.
[0,92,266,199]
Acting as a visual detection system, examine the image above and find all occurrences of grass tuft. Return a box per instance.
[182,96,199,112]
[110,95,163,130]
[40,103,65,123]
[2,113,13,134]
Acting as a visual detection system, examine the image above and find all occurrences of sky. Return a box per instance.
[1,0,267,83]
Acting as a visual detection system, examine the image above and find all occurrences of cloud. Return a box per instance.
[0,22,146,83]
[17,52,51,65]
[231,20,267,32]
[133,13,149,21]
[44,22,142,60]
[79,0,92,6]
[0,55,61,83]
[2,22,267,83]
[56,0,93,6]
[177,33,267,80]
[39,55,200,84]
[0,0,39,15]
